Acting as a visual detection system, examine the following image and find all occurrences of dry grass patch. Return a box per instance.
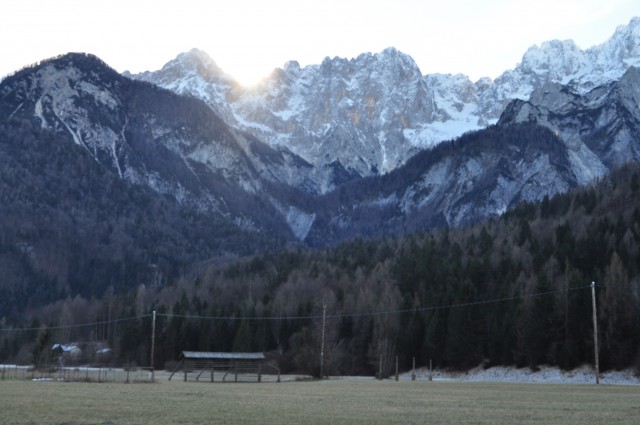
[1,376,639,424]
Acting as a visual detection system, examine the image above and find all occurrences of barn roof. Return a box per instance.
[181,351,265,360]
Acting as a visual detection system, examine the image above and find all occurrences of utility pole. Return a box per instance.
[395,356,399,381]
[591,282,600,384]
[151,310,156,383]
[412,357,416,381]
[320,298,327,379]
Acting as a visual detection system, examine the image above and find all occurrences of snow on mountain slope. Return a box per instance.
[131,48,480,192]
[0,53,317,240]
[129,18,639,194]
[234,48,444,172]
[126,49,240,122]
[498,66,640,186]
[4,18,639,245]
[3,43,640,246]
[302,123,580,245]
[478,17,640,118]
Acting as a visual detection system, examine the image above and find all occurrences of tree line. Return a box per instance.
[2,164,640,376]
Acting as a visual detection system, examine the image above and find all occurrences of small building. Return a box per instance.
[51,342,112,365]
[169,351,273,383]
[51,343,82,363]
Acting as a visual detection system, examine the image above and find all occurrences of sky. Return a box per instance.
[0,0,638,86]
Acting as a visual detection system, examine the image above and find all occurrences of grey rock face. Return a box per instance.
[3,18,640,247]
[303,67,640,244]
[131,19,640,194]
[0,53,312,240]
[303,123,578,245]
[134,48,451,193]
[499,67,640,185]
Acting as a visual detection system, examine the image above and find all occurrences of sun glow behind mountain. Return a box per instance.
[0,0,638,85]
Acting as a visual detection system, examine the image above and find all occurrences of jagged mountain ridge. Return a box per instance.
[1,29,640,249]
[130,47,481,193]
[301,66,640,244]
[303,123,577,245]
[130,17,640,193]
[499,67,640,185]
[0,53,317,240]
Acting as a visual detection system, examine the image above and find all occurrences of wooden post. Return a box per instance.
[591,282,600,384]
[320,297,327,379]
[395,356,399,381]
[150,310,156,383]
[412,357,416,381]
[258,362,262,383]
[378,356,383,380]
[429,359,433,382]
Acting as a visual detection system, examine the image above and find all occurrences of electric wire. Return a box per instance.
[157,283,593,321]
[0,314,151,332]
[0,282,619,332]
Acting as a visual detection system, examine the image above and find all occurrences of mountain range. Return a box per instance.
[129,17,640,193]
[0,17,639,302]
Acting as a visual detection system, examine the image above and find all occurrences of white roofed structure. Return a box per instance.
[169,351,274,383]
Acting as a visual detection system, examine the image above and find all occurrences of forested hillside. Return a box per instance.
[0,119,283,320]
[2,163,639,375]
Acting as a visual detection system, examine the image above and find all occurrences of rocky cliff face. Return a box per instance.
[306,65,640,244]
[131,48,455,193]
[478,18,640,118]
[499,67,640,185]
[131,18,640,194]
[0,53,316,239]
[2,20,640,247]
[304,123,579,245]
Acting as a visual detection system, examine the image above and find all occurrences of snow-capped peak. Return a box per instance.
[171,48,224,76]
[520,39,587,80]
[128,16,640,194]
[160,48,236,84]
[592,16,640,69]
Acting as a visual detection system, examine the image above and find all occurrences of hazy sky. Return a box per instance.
[1,0,637,85]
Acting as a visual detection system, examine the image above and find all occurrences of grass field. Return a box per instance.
[1,374,639,424]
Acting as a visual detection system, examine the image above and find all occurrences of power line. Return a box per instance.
[156,284,593,321]
[328,283,593,319]
[0,283,599,332]
[0,314,151,333]
[595,282,640,289]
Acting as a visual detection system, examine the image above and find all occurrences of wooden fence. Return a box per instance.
[0,364,153,383]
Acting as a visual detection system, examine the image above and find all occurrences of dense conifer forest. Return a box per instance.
[0,120,285,319]
[2,163,639,376]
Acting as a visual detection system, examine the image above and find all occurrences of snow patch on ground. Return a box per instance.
[401,365,640,385]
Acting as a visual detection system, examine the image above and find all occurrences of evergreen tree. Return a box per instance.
[32,327,53,367]
[233,319,253,352]
[600,253,637,370]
